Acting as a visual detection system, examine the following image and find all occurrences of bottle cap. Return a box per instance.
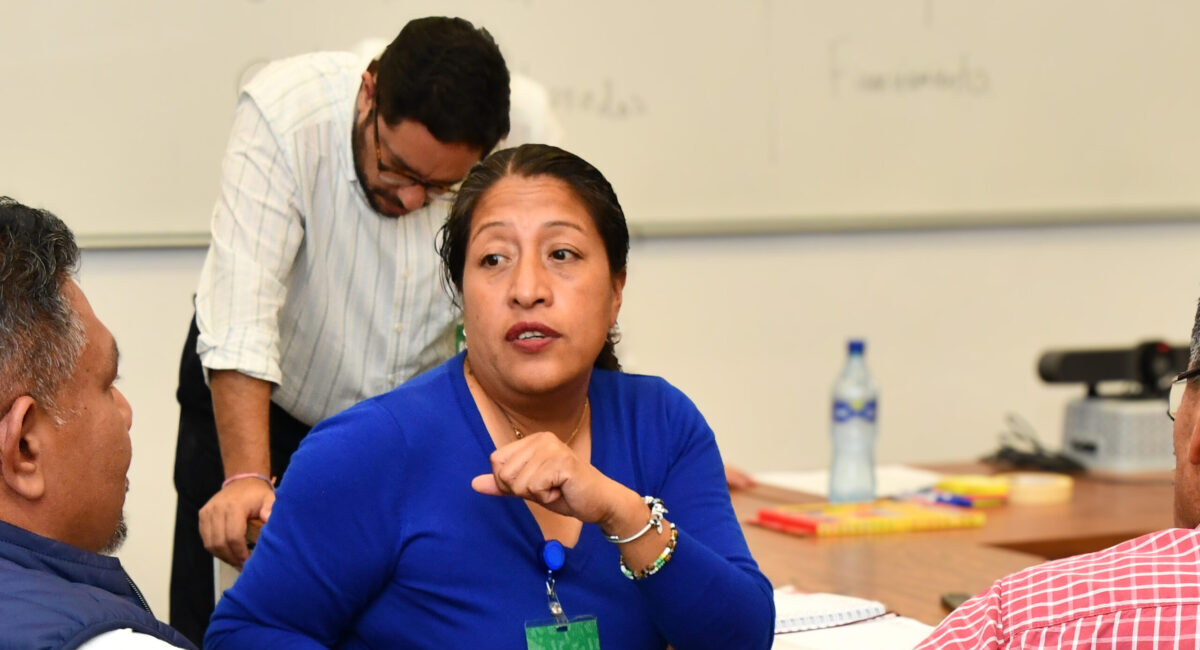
[848,339,865,354]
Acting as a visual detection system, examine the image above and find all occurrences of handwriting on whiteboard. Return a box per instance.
[549,78,647,119]
[828,38,990,96]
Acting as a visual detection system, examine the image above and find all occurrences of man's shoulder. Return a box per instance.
[998,527,1200,629]
[1004,527,1200,586]
[241,51,361,131]
[0,557,190,648]
[0,554,128,610]
[245,51,362,94]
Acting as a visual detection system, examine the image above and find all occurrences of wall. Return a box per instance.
[80,220,1200,615]
[9,0,1200,243]
[77,248,206,619]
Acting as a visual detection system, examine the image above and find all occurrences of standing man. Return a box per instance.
[171,17,510,645]
[0,197,194,649]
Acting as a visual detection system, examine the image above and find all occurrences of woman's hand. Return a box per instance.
[471,431,636,526]
[472,430,676,581]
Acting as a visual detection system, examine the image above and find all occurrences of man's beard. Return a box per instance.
[351,120,403,217]
[100,514,127,555]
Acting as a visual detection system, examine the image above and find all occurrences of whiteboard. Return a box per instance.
[4,0,1199,246]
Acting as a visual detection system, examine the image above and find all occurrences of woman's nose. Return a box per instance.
[510,256,550,307]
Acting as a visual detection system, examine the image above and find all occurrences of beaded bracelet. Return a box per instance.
[221,473,275,491]
[619,522,679,580]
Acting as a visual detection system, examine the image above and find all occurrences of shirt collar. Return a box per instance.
[0,520,133,598]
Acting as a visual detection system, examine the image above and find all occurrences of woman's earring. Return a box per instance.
[607,322,622,345]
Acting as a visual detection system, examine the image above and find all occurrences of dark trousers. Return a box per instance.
[170,314,311,647]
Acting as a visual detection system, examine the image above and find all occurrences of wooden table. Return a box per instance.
[732,466,1174,624]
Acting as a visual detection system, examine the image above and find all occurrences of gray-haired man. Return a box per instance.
[0,197,193,649]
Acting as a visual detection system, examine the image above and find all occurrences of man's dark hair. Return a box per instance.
[437,144,629,371]
[376,17,511,154]
[1192,297,1200,369]
[0,197,83,415]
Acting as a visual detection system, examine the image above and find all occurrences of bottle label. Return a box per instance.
[833,399,877,423]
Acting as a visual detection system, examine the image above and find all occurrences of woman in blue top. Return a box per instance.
[205,144,775,649]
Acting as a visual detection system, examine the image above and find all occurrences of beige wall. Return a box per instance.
[79,220,1200,616]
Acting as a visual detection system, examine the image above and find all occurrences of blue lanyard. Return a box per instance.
[541,540,569,628]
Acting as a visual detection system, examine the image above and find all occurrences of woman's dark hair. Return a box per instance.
[437,144,630,371]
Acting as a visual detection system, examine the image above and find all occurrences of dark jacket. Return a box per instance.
[0,519,195,650]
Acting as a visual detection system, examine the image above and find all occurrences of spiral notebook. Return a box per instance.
[774,588,889,633]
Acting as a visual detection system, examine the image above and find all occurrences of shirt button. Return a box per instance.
[394,323,404,333]
[387,374,396,384]
[401,270,411,280]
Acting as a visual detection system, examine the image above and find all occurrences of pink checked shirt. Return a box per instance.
[916,527,1200,649]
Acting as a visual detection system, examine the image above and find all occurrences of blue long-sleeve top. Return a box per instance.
[206,353,774,649]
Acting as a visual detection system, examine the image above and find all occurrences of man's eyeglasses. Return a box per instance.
[371,105,457,199]
[1167,366,1200,421]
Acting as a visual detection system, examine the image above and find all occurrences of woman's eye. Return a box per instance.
[481,254,503,267]
[550,249,575,261]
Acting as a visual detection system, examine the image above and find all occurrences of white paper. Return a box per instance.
[772,615,934,650]
[754,464,943,498]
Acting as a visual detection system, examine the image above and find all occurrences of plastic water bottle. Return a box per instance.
[829,339,878,503]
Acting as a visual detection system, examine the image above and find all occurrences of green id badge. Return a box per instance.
[524,616,601,650]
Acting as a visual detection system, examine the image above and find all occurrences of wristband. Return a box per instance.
[221,473,275,491]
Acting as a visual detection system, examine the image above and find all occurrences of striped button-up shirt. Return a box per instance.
[916,527,1200,649]
[195,51,457,426]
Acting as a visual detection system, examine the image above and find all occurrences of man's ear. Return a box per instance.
[357,69,377,115]
[0,396,47,500]
[1185,409,1200,467]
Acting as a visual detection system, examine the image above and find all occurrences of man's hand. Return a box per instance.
[199,478,274,569]
[205,369,275,569]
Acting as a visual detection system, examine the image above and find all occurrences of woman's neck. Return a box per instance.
[462,356,590,443]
